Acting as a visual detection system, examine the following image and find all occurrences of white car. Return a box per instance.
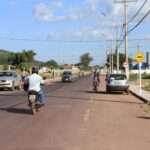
[0,71,21,91]
[106,73,129,94]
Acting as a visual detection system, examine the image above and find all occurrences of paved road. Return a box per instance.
[0,76,149,150]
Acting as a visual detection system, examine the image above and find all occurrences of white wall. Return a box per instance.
[130,69,150,74]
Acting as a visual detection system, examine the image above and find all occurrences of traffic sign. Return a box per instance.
[135,51,144,63]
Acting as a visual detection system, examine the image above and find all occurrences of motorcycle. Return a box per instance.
[28,90,39,115]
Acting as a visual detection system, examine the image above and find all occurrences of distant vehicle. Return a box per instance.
[106,73,129,94]
[62,71,75,82]
[0,71,21,91]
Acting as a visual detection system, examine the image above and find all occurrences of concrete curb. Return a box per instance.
[130,90,148,103]
[130,85,150,103]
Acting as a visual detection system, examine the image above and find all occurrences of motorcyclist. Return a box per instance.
[93,68,100,82]
[27,67,45,105]
[93,68,100,91]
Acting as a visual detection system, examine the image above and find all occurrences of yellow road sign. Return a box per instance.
[135,51,144,63]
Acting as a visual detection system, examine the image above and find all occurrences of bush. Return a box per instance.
[142,74,150,79]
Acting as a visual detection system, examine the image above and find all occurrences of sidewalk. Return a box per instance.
[130,84,150,102]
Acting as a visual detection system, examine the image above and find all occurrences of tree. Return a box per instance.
[107,53,133,70]
[45,59,59,68]
[20,50,36,62]
[8,50,37,69]
[80,53,93,70]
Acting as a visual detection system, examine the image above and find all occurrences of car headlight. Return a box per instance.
[6,80,13,84]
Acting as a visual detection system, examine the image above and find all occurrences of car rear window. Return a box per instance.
[109,74,127,80]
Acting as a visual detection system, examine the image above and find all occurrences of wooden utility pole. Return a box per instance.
[114,0,136,78]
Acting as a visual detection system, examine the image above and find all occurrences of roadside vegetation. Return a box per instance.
[0,49,93,82]
[129,73,150,91]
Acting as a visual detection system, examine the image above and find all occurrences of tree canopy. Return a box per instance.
[44,59,59,68]
[80,53,93,70]
[106,53,133,69]
[7,50,37,70]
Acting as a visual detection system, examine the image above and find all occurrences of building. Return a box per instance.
[146,52,150,69]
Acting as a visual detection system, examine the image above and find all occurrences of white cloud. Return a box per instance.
[47,27,113,41]
[33,2,81,22]
[33,3,53,22]
[87,0,101,11]
[36,0,149,41]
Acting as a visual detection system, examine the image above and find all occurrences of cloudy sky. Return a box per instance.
[0,0,150,64]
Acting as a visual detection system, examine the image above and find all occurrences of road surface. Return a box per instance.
[0,76,149,150]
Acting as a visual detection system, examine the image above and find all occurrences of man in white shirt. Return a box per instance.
[27,67,45,104]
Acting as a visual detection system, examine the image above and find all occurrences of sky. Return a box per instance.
[0,0,150,65]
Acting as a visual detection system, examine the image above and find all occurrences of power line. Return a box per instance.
[128,8,150,34]
[116,7,150,48]
[0,37,105,44]
[128,0,148,24]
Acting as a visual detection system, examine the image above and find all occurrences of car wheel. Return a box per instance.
[125,89,129,95]
[106,87,110,94]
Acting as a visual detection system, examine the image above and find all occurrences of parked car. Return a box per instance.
[0,71,21,91]
[62,71,74,82]
[106,73,129,94]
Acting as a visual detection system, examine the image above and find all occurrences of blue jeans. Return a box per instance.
[37,90,45,104]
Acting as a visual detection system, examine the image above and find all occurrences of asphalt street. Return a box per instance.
[0,76,150,150]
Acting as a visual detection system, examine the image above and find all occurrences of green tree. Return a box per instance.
[20,50,36,62]
[45,59,59,68]
[8,50,37,69]
[80,53,93,70]
[107,53,133,69]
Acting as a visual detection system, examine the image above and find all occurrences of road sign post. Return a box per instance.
[135,51,144,94]
[139,63,142,94]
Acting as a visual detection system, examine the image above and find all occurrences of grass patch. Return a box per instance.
[143,83,150,92]
[129,74,138,81]
[130,73,150,91]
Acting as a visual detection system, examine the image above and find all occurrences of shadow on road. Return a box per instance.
[0,93,26,97]
[46,95,143,105]
[85,90,106,94]
[85,90,127,95]
[0,107,32,115]
[0,101,32,115]
[137,116,150,120]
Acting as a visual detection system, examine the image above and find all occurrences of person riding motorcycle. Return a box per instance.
[92,69,100,91]
[27,67,45,106]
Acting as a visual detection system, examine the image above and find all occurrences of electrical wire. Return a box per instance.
[0,36,105,44]
[116,6,150,49]
[128,8,150,34]
[128,0,148,24]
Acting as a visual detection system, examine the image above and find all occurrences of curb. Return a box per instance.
[130,89,148,103]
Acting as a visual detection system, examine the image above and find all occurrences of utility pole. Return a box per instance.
[106,50,110,74]
[124,0,129,78]
[114,0,136,78]
[111,39,114,73]
[111,48,113,73]
[115,25,119,73]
